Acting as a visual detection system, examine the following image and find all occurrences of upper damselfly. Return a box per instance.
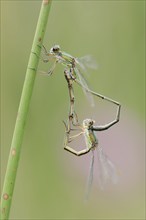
[41,44,97,106]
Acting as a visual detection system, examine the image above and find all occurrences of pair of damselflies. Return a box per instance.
[40,44,121,198]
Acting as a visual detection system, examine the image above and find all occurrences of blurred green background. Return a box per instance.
[1,1,145,219]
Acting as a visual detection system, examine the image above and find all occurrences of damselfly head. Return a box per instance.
[83,119,95,129]
[50,45,60,54]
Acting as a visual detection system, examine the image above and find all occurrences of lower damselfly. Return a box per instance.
[63,102,121,199]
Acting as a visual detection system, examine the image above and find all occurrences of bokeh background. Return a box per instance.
[1,1,145,219]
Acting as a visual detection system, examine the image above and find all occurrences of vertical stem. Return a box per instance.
[1,1,52,219]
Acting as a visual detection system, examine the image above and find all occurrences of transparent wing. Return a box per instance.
[76,55,98,73]
[74,67,95,107]
[96,146,118,190]
[85,150,94,201]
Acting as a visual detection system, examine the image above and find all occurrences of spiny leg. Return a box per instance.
[47,60,57,75]
[31,44,48,62]
[63,121,90,156]
[39,59,58,76]
[30,48,50,75]
[67,131,84,143]
[42,44,48,55]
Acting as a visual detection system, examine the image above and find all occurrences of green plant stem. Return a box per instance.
[1,1,52,219]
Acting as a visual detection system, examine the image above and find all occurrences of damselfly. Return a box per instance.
[63,102,121,199]
[41,44,97,106]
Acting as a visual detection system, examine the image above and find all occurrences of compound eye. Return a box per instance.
[52,45,60,52]
[89,120,94,127]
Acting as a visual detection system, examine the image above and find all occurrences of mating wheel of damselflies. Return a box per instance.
[40,44,121,131]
